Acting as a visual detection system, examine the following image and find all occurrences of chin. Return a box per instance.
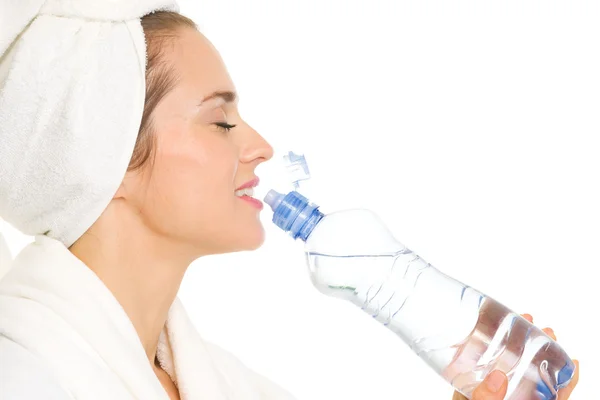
[238,226,266,251]
[221,222,266,254]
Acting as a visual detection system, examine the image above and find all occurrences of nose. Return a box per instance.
[239,124,274,165]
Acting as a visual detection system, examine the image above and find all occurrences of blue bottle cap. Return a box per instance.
[264,189,324,241]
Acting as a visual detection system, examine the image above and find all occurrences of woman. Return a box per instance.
[0,1,579,399]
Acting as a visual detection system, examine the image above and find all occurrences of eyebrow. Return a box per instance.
[200,90,238,104]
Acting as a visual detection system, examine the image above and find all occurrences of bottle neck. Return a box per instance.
[295,208,325,242]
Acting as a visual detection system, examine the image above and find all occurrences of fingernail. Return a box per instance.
[486,370,505,393]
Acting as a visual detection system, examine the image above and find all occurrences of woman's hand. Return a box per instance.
[451,314,579,400]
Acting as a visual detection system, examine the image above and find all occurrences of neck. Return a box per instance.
[69,203,200,367]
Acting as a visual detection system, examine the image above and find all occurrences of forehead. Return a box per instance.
[169,28,235,94]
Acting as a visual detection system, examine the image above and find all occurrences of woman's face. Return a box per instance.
[122,28,273,256]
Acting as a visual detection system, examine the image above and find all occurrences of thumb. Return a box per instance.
[472,370,508,400]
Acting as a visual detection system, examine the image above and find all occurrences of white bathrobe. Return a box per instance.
[0,234,296,399]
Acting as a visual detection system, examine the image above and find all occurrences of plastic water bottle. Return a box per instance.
[263,188,576,400]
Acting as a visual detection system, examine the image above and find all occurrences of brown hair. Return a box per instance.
[127,11,197,172]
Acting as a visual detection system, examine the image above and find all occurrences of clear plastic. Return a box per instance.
[283,151,311,189]
[265,192,576,400]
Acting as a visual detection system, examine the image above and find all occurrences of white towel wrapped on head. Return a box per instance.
[0,0,178,249]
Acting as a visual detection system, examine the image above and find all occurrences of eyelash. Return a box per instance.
[214,122,237,133]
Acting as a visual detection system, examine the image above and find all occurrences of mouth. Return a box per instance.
[234,177,263,210]
[234,187,256,197]
[235,177,260,196]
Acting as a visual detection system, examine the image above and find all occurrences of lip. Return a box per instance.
[235,177,260,191]
[239,196,264,210]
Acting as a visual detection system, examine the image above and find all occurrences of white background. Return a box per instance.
[1,1,598,399]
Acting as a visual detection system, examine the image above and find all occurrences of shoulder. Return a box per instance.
[0,337,73,400]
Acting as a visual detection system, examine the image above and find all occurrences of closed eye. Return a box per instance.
[214,122,237,133]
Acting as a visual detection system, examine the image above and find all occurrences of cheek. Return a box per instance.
[145,144,237,237]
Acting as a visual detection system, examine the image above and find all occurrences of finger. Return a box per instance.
[542,327,556,341]
[471,370,508,400]
[451,390,468,400]
[557,359,579,400]
[522,313,533,323]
